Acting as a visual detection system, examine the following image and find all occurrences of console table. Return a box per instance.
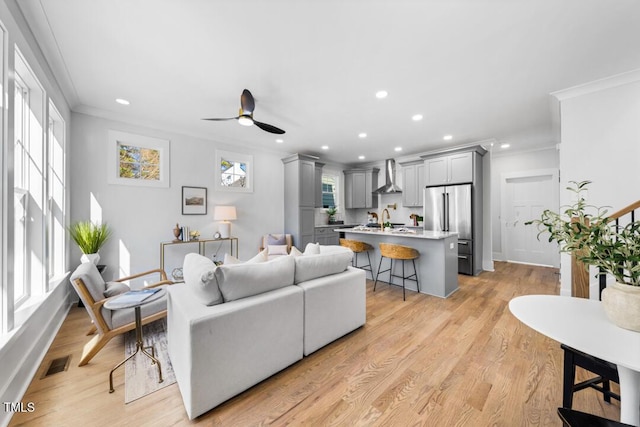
[509,295,640,426]
[160,237,238,275]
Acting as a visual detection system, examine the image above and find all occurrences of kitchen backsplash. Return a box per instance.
[314,193,423,227]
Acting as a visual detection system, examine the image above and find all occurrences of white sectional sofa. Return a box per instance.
[167,245,366,420]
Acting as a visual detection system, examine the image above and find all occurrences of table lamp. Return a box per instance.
[214,205,237,238]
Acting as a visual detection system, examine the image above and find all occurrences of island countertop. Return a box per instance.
[336,228,457,240]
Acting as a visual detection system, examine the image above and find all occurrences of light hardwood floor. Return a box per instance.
[10,262,621,426]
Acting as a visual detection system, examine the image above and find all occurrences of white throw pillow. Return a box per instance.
[304,242,321,255]
[183,253,223,306]
[224,248,268,265]
[289,246,303,257]
[216,255,295,302]
[294,247,353,284]
[268,245,289,256]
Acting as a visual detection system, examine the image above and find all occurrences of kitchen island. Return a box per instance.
[340,228,458,298]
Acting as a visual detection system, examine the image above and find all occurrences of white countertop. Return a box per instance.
[339,227,457,240]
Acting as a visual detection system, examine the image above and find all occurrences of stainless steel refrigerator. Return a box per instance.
[423,183,474,275]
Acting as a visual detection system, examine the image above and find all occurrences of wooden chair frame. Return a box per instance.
[72,268,174,366]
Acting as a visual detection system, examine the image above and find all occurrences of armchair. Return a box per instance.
[69,262,174,366]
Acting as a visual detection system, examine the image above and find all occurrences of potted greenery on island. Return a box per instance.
[69,221,112,265]
[526,180,640,331]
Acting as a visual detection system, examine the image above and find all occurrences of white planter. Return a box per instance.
[81,253,100,265]
[601,281,640,332]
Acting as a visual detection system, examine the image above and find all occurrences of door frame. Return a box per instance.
[500,168,559,267]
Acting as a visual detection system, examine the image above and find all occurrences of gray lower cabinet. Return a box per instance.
[314,227,339,245]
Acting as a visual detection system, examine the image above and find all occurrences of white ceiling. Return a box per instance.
[17,0,640,165]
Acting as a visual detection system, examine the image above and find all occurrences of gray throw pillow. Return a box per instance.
[104,281,130,298]
[266,234,286,245]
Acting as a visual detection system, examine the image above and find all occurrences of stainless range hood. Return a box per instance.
[373,159,402,194]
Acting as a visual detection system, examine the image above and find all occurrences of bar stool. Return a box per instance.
[374,243,420,301]
[339,238,374,279]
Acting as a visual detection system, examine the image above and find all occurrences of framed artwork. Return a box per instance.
[107,130,170,188]
[215,150,253,193]
[182,186,207,215]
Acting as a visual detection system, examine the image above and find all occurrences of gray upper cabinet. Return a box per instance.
[343,168,379,209]
[424,151,473,186]
[400,160,425,207]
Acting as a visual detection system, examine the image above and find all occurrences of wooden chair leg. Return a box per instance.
[78,334,113,366]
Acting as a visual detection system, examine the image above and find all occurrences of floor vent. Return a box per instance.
[42,355,71,378]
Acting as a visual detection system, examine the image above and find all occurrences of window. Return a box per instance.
[322,174,338,209]
[215,150,253,193]
[13,49,46,308]
[108,131,170,187]
[47,102,66,281]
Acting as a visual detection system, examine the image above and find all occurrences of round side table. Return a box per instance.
[104,288,166,393]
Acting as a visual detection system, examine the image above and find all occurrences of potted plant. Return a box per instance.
[69,221,112,265]
[526,180,640,330]
[325,206,338,224]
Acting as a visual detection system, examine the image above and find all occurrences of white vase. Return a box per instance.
[81,253,100,265]
[601,281,640,332]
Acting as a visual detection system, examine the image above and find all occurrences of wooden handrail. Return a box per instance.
[606,200,640,222]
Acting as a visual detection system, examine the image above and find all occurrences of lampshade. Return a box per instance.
[214,205,237,221]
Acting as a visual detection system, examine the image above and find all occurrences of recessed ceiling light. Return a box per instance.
[375,90,388,99]
[501,143,511,149]
[321,145,329,150]
[412,114,423,121]
[275,139,284,143]
[358,155,365,160]
[394,147,402,152]
[115,98,130,105]
[358,133,367,139]
[443,135,453,141]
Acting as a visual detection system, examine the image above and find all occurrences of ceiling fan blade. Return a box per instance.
[241,89,255,114]
[254,120,285,134]
[202,117,238,121]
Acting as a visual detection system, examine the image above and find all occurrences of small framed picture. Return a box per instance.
[182,186,207,215]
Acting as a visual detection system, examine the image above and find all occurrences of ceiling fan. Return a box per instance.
[202,89,285,134]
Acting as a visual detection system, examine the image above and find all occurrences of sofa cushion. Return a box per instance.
[224,248,268,265]
[216,255,295,302]
[289,246,303,257]
[294,246,353,284]
[183,253,223,306]
[104,281,130,298]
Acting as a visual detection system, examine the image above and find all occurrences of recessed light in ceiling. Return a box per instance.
[115,98,130,105]
[501,143,511,149]
[358,155,365,160]
[412,114,423,121]
[321,145,329,150]
[358,132,367,139]
[375,90,388,99]
[443,135,453,141]
[275,139,284,143]
[394,147,402,152]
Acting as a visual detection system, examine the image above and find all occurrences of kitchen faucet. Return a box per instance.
[380,208,390,227]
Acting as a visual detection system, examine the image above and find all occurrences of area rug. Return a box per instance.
[124,318,176,403]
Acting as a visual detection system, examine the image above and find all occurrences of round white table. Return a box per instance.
[509,295,640,426]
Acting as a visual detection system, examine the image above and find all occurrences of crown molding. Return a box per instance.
[551,68,640,101]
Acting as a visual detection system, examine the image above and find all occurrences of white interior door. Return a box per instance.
[501,169,559,267]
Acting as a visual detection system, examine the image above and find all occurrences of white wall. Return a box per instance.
[555,69,640,296]
[490,146,559,260]
[70,113,289,283]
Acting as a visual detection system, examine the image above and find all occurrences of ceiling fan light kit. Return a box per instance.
[203,89,285,134]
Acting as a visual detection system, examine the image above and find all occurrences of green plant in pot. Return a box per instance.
[526,180,640,331]
[69,221,112,265]
[325,206,338,224]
